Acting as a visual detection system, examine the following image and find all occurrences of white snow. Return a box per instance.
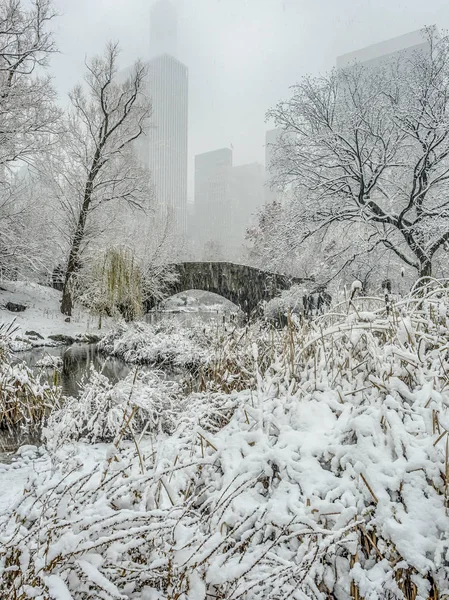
[0,280,108,347]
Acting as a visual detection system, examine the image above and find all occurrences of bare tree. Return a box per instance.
[0,0,60,278]
[48,43,152,316]
[0,0,59,170]
[267,27,449,281]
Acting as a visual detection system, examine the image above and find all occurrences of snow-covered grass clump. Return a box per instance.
[0,323,61,447]
[97,319,216,369]
[2,281,449,598]
[44,368,180,446]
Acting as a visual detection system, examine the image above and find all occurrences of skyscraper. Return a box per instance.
[193,148,264,260]
[146,52,188,235]
[117,1,188,237]
[125,1,187,236]
[336,29,430,69]
[194,148,233,256]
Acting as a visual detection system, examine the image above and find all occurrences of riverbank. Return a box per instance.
[0,280,108,349]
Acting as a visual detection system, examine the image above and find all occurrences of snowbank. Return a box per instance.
[0,280,107,348]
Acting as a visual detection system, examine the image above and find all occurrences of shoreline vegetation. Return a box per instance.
[1,280,449,598]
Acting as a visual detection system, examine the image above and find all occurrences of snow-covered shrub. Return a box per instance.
[76,246,179,322]
[0,322,61,442]
[98,320,211,369]
[193,321,275,393]
[264,283,331,324]
[35,354,63,370]
[77,246,145,321]
[44,367,180,446]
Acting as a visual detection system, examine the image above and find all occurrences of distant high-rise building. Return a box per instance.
[121,1,188,236]
[194,148,233,256]
[336,29,431,69]
[193,148,264,260]
[150,0,178,58]
[146,53,188,235]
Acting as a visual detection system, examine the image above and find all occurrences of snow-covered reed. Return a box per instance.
[98,319,214,369]
[2,282,449,598]
[0,322,61,444]
[44,367,181,447]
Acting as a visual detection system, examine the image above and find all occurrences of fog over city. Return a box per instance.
[4,3,449,596]
[51,0,449,189]
[38,0,449,265]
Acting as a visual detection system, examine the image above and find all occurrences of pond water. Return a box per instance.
[1,343,159,457]
[15,343,133,398]
[0,344,134,457]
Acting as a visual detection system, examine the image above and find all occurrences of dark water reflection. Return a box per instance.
[2,311,229,458]
[15,343,133,398]
[2,343,160,457]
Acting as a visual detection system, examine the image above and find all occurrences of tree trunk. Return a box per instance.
[60,276,73,316]
[418,259,432,279]
[60,187,92,316]
[60,236,83,316]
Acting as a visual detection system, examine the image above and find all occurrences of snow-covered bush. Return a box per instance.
[0,322,61,442]
[35,354,63,370]
[44,367,180,446]
[76,246,145,321]
[98,320,211,369]
[264,283,331,324]
[76,246,180,323]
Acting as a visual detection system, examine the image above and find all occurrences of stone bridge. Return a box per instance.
[147,262,310,314]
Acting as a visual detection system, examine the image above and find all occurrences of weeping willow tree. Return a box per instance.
[80,247,144,322]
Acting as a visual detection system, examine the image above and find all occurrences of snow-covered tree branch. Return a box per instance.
[264,27,449,281]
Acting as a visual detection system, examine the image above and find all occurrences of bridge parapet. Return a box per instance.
[146,261,312,314]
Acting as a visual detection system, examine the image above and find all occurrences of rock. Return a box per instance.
[64,317,71,323]
[81,333,102,344]
[35,355,63,369]
[25,330,44,340]
[47,334,76,345]
[5,302,27,312]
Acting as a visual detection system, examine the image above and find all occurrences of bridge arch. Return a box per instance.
[146,262,309,314]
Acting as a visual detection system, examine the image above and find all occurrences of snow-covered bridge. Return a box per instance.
[147,262,309,314]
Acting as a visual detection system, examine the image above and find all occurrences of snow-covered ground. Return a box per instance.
[0,280,107,348]
[98,320,212,368]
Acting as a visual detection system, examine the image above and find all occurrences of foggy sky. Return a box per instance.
[50,0,449,202]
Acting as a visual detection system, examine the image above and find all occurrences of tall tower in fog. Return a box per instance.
[146,0,188,235]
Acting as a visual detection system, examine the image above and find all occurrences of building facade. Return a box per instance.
[146,53,188,235]
[194,148,233,258]
[193,148,264,260]
[336,29,430,69]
